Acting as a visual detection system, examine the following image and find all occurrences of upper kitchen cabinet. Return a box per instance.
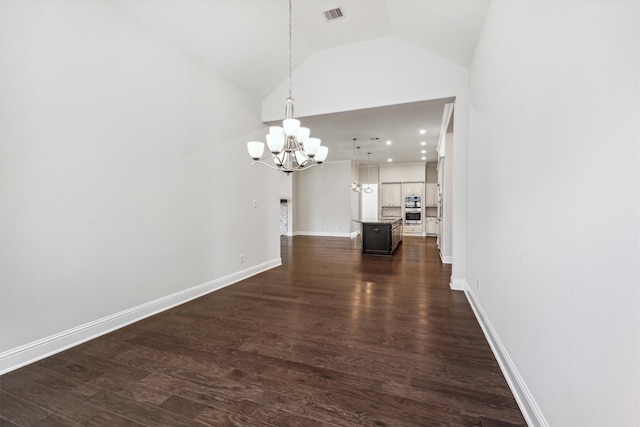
[403,182,424,196]
[381,183,402,207]
[425,183,438,207]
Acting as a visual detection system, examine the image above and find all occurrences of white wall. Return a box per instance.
[279,174,293,200]
[0,0,281,371]
[467,1,639,425]
[439,133,454,264]
[263,36,470,281]
[280,174,294,236]
[350,161,361,234]
[294,161,353,237]
[426,163,437,183]
[360,165,379,223]
[359,164,379,185]
[360,185,379,221]
[379,163,427,183]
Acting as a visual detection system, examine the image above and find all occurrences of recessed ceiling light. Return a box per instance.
[421,150,426,154]
[420,141,426,146]
[421,157,426,161]
[387,158,393,162]
[386,140,392,145]
[419,129,426,134]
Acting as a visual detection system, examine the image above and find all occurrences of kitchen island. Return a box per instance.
[357,217,403,256]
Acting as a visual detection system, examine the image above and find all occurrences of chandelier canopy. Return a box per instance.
[246,0,328,174]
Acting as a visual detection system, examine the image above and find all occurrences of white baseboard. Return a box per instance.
[0,258,281,375]
[465,290,548,427]
[440,253,453,264]
[450,278,468,291]
[295,231,353,238]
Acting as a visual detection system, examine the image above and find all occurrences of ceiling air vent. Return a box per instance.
[323,7,344,22]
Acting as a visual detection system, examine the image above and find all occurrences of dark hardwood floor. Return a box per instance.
[0,236,526,426]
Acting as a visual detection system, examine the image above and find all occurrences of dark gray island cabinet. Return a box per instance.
[359,218,403,255]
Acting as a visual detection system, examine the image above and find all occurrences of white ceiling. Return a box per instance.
[269,98,455,165]
[107,0,489,165]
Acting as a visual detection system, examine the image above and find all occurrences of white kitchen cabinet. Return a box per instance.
[425,183,438,207]
[381,183,402,207]
[402,182,424,196]
[425,217,437,235]
[403,223,423,235]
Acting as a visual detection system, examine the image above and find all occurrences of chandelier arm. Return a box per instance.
[300,162,321,171]
[251,160,289,172]
[286,134,296,151]
[292,161,318,171]
[290,137,303,152]
[251,157,321,173]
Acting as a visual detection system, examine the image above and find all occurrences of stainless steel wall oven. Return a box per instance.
[405,210,421,224]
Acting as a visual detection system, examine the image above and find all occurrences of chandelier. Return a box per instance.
[246,0,328,174]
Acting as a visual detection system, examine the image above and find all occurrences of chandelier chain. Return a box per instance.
[288,0,293,99]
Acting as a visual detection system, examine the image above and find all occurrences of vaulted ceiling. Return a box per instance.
[108,0,490,164]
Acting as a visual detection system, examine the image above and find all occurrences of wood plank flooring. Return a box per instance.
[0,236,527,426]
